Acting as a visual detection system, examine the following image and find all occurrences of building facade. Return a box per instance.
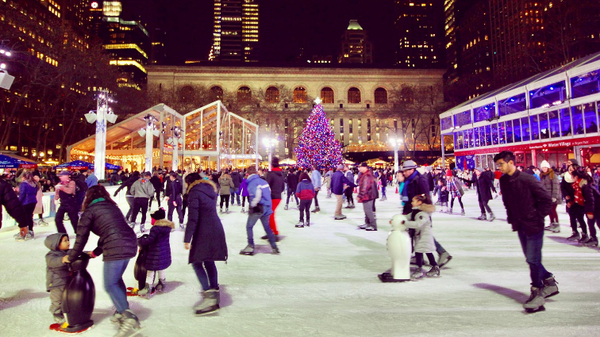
[338,20,373,64]
[209,0,259,63]
[147,65,445,162]
[440,52,600,171]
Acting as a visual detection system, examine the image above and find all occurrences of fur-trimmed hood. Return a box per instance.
[186,179,217,194]
[414,203,436,214]
[153,219,174,229]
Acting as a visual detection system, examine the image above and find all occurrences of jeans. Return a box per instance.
[104,259,130,313]
[55,203,79,234]
[167,195,184,224]
[478,198,492,215]
[299,199,312,223]
[518,230,552,288]
[381,186,386,197]
[232,187,241,205]
[192,261,218,291]
[362,199,376,228]
[246,211,277,248]
[434,238,446,255]
[125,195,135,222]
[131,197,149,224]
[286,186,299,205]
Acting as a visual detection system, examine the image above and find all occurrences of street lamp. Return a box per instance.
[389,138,403,172]
[0,47,14,90]
[167,126,183,171]
[262,137,278,171]
[85,89,118,180]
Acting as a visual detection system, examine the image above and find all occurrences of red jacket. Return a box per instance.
[357,170,377,203]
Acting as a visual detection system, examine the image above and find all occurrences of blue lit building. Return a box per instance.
[440,52,600,170]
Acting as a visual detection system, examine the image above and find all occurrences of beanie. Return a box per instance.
[540,160,551,169]
[150,208,166,221]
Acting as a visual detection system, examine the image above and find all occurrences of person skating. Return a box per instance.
[356,162,378,231]
[18,171,38,240]
[148,171,163,210]
[218,170,234,214]
[137,208,173,298]
[344,165,355,208]
[130,172,155,233]
[494,151,558,313]
[240,165,280,255]
[240,174,249,213]
[284,168,299,210]
[295,172,315,227]
[230,168,243,206]
[331,164,355,220]
[114,171,140,224]
[45,233,72,324]
[561,159,587,241]
[265,157,285,238]
[54,171,79,235]
[572,168,594,245]
[446,170,465,215]
[540,161,561,233]
[401,194,440,279]
[459,167,496,221]
[437,179,449,213]
[310,166,322,213]
[184,173,228,315]
[0,176,34,239]
[165,172,185,229]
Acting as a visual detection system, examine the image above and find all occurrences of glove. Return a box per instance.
[551,198,557,203]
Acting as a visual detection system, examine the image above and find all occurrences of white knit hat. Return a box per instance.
[540,160,551,169]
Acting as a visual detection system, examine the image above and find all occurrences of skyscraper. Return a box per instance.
[338,20,373,64]
[210,0,259,63]
[394,0,445,68]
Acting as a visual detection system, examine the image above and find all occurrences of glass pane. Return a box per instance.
[498,122,506,144]
[549,110,560,138]
[468,128,475,148]
[572,105,585,135]
[506,120,514,143]
[530,115,539,140]
[529,81,567,109]
[521,117,530,141]
[491,123,498,145]
[499,94,527,116]
[463,129,470,149]
[485,125,492,146]
[513,119,522,142]
[539,113,549,139]
[571,69,600,99]
[560,108,571,136]
[478,126,485,147]
[584,103,598,133]
[457,131,464,149]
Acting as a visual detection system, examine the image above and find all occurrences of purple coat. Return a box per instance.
[240,178,249,197]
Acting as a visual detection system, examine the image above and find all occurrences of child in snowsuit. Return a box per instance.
[137,208,173,297]
[45,233,72,323]
[402,194,440,279]
[295,172,315,228]
[437,179,449,212]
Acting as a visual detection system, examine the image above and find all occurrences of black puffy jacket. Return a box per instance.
[68,199,137,262]
[0,179,33,229]
[266,168,285,199]
[138,219,173,271]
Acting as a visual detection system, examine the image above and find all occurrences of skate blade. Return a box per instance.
[121,326,145,337]
[239,252,254,256]
[195,306,220,316]
[524,305,545,313]
[544,290,559,298]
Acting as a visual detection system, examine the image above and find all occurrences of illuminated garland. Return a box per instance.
[294,102,343,169]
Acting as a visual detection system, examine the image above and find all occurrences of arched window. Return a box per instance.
[237,86,251,102]
[374,87,388,104]
[293,86,307,103]
[400,87,414,103]
[179,86,195,103]
[265,86,280,103]
[321,87,334,103]
[348,87,361,104]
[210,86,223,101]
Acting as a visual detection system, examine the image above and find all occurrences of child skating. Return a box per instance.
[137,208,173,298]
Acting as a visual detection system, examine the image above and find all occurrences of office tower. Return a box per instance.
[338,20,373,64]
[210,0,259,62]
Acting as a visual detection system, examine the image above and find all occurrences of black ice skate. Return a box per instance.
[477,214,487,220]
[541,276,559,298]
[566,231,580,241]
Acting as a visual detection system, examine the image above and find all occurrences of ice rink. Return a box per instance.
[1,186,600,337]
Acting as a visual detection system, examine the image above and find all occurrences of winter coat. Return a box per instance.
[114,174,139,196]
[577,179,595,214]
[19,181,38,206]
[68,199,138,262]
[184,180,228,263]
[247,174,273,216]
[165,177,183,199]
[240,178,249,197]
[311,170,322,189]
[286,172,299,192]
[34,187,44,215]
[461,173,496,203]
[110,172,121,185]
[344,170,354,189]
[218,174,234,195]
[402,171,431,215]
[230,171,243,188]
[296,179,316,200]
[331,170,355,195]
[403,204,436,253]
[499,170,552,235]
[150,176,163,193]
[138,219,173,271]
[45,233,72,292]
[560,171,576,204]
[266,168,285,199]
[0,179,32,230]
[131,178,155,199]
[540,169,561,205]
[85,173,98,188]
[357,170,377,202]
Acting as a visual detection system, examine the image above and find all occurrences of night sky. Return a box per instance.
[128,0,398,66]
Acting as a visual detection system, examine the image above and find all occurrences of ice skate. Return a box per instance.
[53,313,65,324]
[311,206,320,213]
[139,224,145,233]
[239,245,255,255]
[438,252,453,268]
[460,209,465,216]
[523,286,546,313]
[578,233,589,245]
[195,289,220,316]
[334,215,347,220]
[272,247,280,254]
[304,221,310,227]
[241,207,246,213]
[411,267,424,280]
[488,212,495,221]
[584,237,598,247]
[426,265,440,277]
[477,214,487,220]
[114,309,142,337]
[566,231,580,241]
[545,222,560,233]
[38,219,49,226]
[295,222,304,228]
[219,208,223,214]
[284,204,288,210]
[541,276,559,298]
[365,225,377,231]
[381,196,387,201]
[137,283,155,299]
[357,224,368,230]
[225,208,229,214]
[109,311,123,324]
[154,278,166,293]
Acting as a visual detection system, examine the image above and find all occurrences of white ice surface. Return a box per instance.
[1,187,600,337]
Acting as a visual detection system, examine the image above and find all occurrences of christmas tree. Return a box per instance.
[294,98,344,169]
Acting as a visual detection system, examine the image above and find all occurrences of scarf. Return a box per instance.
[401,171,418,203]
[573,179,584,206]
[541,168,554,180]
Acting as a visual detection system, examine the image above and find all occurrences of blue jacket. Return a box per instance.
[296,179,315,200]
[311,170,322,189]
[85,173,98,188]
[247,174,273,216]
[331,170,355,195]
[19,181,38,205]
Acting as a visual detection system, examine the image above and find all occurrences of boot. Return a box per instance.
[426,265,440,277]
[541,275,559,298]
[460,208,465,216]
[438,251,453,268]
[523,286,545,312]
[488,212,495,221]
[194,289,220,316]
[225,208,229,214]
[311,206,320,213]
[284,204,288,210]
[115,309,141,337]
[109,311,123,324]
[411,267,424,280]
[155,278,167,292]
[477,214,487,220]
[566,231,580,241]
[239,244,255,255]
[295,222,304,228]
[578,233,590,244]
[219,208,223,214]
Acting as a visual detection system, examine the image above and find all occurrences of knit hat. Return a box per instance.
[400,160,418,171]
[247,165,257,175]
[540,160,551,169]
[150,208,165,220]
[446,169,453,177]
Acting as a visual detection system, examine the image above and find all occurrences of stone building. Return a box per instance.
[147,65,445,162]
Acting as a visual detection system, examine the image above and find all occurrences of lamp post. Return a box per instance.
[139,114,159,172]
[262,137,278,171]
[84,89,118,180]
[389,138,403,173]
[167,126,182,171]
